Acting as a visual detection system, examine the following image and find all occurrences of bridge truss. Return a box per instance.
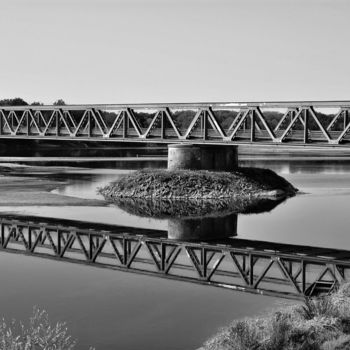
[1,215,350,299]
[1,101,350,146]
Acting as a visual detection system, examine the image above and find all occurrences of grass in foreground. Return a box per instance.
[0,307,93,350]
[204,283,350,350]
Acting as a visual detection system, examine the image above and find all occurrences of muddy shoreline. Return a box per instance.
[0,164,106,206]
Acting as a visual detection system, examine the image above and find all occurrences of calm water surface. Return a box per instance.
[20,159,350,249]
[0,157,349,349]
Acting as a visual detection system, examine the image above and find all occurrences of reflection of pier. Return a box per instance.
[168,214,237,240]
[1,214,349,299]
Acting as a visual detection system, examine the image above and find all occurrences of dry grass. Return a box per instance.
[0,307,92,350]
[98,168,297,200]
[204,283,350,350]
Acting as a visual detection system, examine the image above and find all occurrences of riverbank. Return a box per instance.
[204,283,350,350]
[99,168,298,200]
[0,164,105,206]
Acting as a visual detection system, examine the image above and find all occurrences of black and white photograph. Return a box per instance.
[1,0,350,349]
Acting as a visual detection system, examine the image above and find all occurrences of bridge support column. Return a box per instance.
[167,144,238,171]
[167,214,237,241]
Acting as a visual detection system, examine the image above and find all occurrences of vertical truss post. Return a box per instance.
[26,111,30,136]
[301,260,306,293]
[27,227,32,251]
[128,239,132,256]
[89,234,94,261]
[122,238,129,266]
[55,111,59,136]
[89,234,96,261]
[344,110,349,131]
[123,111,128,138]
[0,223,3,247]
[250,110,255,142]
[202,110,207,140]
[57,230,63,256]
[249,253,254,286]
[88,111,92,137]
[0,110,3,135]
[303,109,309,144]
[242,255,246,272]
[202,248,207,279]
[160,111,165,139]
[11,111,15,132]
[161,242,166,272]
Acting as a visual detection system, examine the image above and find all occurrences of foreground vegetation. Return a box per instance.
[0,307,91,350]
[98,168,297,200]
[204,283,350,350]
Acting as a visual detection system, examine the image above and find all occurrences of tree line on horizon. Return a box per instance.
[0,98,66,106]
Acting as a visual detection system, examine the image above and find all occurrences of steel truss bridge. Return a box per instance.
[2,101,350,147]
[1,214,350,299]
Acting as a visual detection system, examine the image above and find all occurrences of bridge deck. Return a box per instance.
[1,214,349,299]
[2,101,350,147]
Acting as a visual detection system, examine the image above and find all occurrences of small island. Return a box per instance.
[98,167,298,201]
[99,166,298,242]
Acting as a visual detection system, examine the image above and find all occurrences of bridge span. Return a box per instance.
[2,101,350,147]
[1,214,349,299]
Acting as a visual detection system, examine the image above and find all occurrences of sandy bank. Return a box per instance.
[0,165,105,206]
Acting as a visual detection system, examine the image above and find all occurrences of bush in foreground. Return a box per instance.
[204,283,350,350]
[0,307,91,350]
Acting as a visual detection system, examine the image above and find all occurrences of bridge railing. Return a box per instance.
[1,101,350,145]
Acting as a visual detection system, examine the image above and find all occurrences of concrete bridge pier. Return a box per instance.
[167,213,237,241]
[167,144,238,171]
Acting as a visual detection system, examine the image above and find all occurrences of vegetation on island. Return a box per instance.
[98,168,297,201]
[204,283,350,350]
[0,307,93,350]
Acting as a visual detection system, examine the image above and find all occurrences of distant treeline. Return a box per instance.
[0,98,341,131]
[0,98,65,107]
[103,109,338,131]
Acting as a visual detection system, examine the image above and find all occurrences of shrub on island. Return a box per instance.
[98,168,298,201]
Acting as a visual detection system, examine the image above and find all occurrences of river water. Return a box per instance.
[0,156,349,349]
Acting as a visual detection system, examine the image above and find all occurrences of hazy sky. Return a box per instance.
[1,0,350,104]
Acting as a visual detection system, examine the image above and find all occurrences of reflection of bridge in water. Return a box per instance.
[1,214,349,299]
[2,101,350,147]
